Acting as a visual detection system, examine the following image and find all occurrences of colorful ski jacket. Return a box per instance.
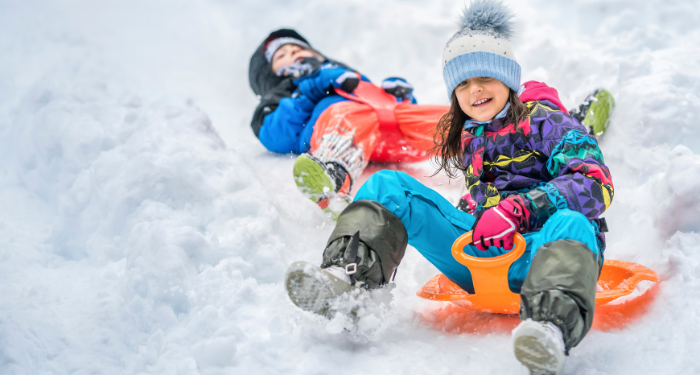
[461,81,614,239]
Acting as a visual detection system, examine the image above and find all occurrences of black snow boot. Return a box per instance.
[513,239,600,375]
[285,200,408,317]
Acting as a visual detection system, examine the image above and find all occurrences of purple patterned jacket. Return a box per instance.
[461,82,614,241]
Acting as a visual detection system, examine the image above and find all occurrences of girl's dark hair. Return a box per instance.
[432,89,529,178]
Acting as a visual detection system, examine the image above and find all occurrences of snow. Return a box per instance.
[1,0,700,374]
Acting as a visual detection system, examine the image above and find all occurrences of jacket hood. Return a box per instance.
[249,29,313,97]
[519,81,569,114]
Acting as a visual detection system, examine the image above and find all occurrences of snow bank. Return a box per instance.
[1,0,700,374]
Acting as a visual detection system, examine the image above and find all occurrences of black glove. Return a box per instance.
[276,57,322,78]
[334,71,360,93]
[382,77,414,101]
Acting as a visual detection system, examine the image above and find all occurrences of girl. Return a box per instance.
[285,1,614,374]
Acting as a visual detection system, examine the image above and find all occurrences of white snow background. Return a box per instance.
[1,0,700,374]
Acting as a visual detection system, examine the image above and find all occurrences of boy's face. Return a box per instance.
[455,77,510,122]
[270,44,320,75]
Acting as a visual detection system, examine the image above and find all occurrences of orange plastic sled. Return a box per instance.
[417,231,660,331]
[310,81,448,164]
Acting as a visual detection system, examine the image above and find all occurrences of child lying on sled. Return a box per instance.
[249,29,443,215]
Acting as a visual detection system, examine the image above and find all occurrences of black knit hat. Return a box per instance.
[248,29,312,97]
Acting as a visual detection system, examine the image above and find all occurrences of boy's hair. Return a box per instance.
[431,89,528,178]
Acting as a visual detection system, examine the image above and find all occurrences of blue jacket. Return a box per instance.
[256,64,414,154]
[259,94,348,154]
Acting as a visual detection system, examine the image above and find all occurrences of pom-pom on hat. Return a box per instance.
[442,0,521,98]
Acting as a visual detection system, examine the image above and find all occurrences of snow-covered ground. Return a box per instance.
[1,0,700,373]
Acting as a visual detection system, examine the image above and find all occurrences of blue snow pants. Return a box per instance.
[354,170,602,293]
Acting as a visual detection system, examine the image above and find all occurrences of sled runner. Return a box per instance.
[417,231,659,328]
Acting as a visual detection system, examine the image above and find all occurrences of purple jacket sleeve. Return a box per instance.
[522,121,614,230]
[461,131,503,212]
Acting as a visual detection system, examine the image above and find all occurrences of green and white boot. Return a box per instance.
[571,89,615,137]
[293,153,352,219]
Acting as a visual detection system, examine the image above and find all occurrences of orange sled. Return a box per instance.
[417,231,660,332]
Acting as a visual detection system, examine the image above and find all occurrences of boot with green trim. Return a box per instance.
[570,89,615,137]
[293,153,352,219]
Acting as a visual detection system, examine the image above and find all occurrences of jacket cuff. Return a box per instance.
[509,194,537,231]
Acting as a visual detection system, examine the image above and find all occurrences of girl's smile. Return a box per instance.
[472,97,493,107]
[455,77,510,122]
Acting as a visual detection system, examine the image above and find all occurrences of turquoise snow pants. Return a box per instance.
[354,170,602,293]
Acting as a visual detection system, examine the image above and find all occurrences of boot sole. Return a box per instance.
[514,336,562,375]
[293,154,334,203]
[285,261,353,317]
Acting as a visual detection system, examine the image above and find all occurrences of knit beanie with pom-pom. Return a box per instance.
[442,0,520,98]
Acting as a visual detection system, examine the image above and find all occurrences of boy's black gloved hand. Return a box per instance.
[276,57,322,78]
[456,192,477,214]
[382,77,414,102]
[335,72,360,94]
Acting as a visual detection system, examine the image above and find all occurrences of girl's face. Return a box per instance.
[270,44,320,75]
[454,77,510,122]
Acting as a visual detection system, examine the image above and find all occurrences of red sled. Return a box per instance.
[310,81,448,164]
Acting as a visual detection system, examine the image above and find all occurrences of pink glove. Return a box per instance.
[456,193,478,214]
[473,196,529,251]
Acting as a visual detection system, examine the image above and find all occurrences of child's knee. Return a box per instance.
[539,209,599,257]
[361,170,407,193]
[549,209,589,226]
[371,169,405,182]
[354,171,411,212]
[355,170,405,204]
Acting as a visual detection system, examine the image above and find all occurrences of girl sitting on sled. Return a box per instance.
[284,1,614,374]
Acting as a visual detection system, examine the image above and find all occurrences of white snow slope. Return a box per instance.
[1,0,700,374]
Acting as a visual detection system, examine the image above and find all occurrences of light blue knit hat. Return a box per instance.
[442,0,520,99]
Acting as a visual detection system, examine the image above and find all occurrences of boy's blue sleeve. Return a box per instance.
[259,93,350,154]
[258,95,316,154]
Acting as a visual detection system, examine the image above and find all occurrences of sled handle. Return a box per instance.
[451,231,526,296]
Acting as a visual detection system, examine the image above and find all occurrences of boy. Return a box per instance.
[248,29,418,213]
